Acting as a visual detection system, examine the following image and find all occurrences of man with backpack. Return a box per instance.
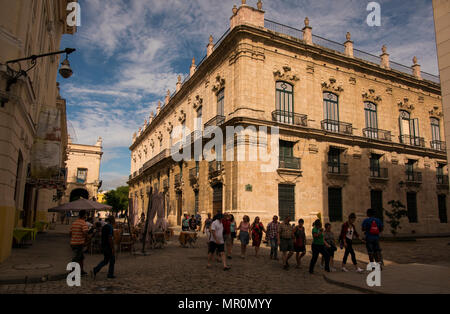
[362,208,384,269]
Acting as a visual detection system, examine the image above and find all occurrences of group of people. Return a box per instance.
[203,209,384,274]
[69,210,117,279]
[182,213,202,232]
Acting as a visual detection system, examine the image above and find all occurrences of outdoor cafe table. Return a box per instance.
[13,227,37,244]
[179,231,197,247]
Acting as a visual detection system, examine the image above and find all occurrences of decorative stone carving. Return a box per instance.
[418,96,424,103]
[349,77,356,85]
[273,66,300,83]
[429,106,443,118]
[386,87,393,95]
[166,122,173,133]
[257,0,263,10]
[193,95,203,110]
[149,139,154,149]
[306,64,314,74]
[397,97,415,112]
[157,131,163,141]
[308,144,319,154]
[362,89,382,103]
[212,75,226,93]
[178,109,186,123]
[321,78,344,93]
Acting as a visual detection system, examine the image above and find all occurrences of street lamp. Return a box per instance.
[1,48,76,107]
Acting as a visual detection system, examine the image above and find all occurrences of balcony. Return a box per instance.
[139,167,143,175]
[405,171,422,183]
[272,110,307,127]
[189,167,199,184]
[328,162,348,175]
[208,161,223,179]
[400,135,425,148]
[437,174,449,186]
[174,174,182,189]
[279,156,301,170]
[430,140,446,152]
[369,167,388,179]
[363,128,392,141]
[204,115,225,128]
[143,149,170,171]
[321,120,353,135]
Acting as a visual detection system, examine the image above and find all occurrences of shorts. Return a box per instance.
[326,247,335,258]
[239,231,249,245]
[279,238,294,252]
[294,245,306,253]
[224,234,232,245]
[71,245,85,263]
[208,241,225,254]
[366,238,381,254]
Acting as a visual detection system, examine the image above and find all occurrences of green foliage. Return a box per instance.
[385,200,408,237]
[105,186,129,214]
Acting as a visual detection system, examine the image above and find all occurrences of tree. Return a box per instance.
[105,186,129,215]
[385,200,408,237]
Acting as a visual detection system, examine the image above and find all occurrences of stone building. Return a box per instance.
[64,137,103,203]
[0,0,77,262]
[129,1,449,236]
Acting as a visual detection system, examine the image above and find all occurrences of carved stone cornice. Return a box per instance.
[211,75,226,94]
[362,88,382,103]
[321,78,344,94]
[273,66,300,83]
[397,97,415,112]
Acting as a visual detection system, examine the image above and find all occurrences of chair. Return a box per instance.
[119,233,134,254]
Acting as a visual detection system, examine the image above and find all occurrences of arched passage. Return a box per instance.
[70,188,89,202]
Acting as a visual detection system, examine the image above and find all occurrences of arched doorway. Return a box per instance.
[212,183,223,216]
[70,188,89,202]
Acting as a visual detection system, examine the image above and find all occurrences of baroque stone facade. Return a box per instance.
[129,2,449,237]
[0,0,76,262]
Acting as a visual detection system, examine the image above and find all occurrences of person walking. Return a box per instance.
[266,216,280,260]
[92,216,116,279]
[207,214,231,270]
[69,210,89,276]
[278,216,294,270]
[195,213,202,232]
[182,213,190,231]
[322,223,337,271]
[293,219,306,268]
[222,213,233,259]
[250,217,266,257]
[237,215,251,259]
[309,219,331,274]
[339,213,364,273]
[362,208,384,269]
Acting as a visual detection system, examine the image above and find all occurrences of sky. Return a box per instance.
[58,0,440,191]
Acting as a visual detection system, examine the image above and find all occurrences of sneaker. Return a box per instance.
[356,267,364,273]
[107,275,116,279]
[330,267,337,272]
[342,267,349,272]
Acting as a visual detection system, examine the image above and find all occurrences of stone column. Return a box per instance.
[302,17,312,45]
[380,45,390,69]
[412,56,422,80]
[206,35,214,57]
[344,32,354,57]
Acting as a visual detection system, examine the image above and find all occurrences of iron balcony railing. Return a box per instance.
[321,120,353,135]
[272,110,308,127]
[399,135,425,148]
[328,162,349,175]
[279,156,301,170]
[208,161,223,179]
[143,149,170,171]
[139,167,143,175]
[430,140,446,152]
[363,128,392,141]
[370,167,388,179]
[437,174,449,185]
[204,115,225,128]
[406,171,422,182]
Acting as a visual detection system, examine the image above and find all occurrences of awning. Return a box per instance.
[48,198,112,212]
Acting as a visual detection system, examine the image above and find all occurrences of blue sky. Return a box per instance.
[58,0,439,191]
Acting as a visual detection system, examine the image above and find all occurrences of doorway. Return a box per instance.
[212,183,223,216]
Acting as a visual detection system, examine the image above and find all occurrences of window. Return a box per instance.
[328,147,341,173]
[438,194,448,223]
[14,151,23,202]
[217,89,224,116]
[431,118,442,150]
[194,190,199,215]
[371,190,384,221]
[279,140,298,169]
[437,164,446,184]
[323,92,339,131]
[370,154,381,177]
[364,102,378,139]
[195,161,199,176]
[399,111,421,146]
[278,184,295,221]
[77,168,87,183]
[328,187,343,222]
[406,192,418,223]
[406,160,417,181]
[275,81,294,123]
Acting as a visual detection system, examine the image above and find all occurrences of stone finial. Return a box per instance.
[302,17,312,45]
[190,57,196,76]
[176,75,182,92]
[165,90,170,105]
[412,56,422,80]
[133,132,137,139]
[230,1,265,30]
[257,0,263,10]
[207,35,214,57]
[157,101,161,115]
[96,137,103,147]
[380,45,390,69]
[344,32,353,57]
[241,0,246,5]
[232,5,238,15]
[150,111,154,119]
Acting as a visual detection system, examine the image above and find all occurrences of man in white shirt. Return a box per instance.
[207,213,231,270]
